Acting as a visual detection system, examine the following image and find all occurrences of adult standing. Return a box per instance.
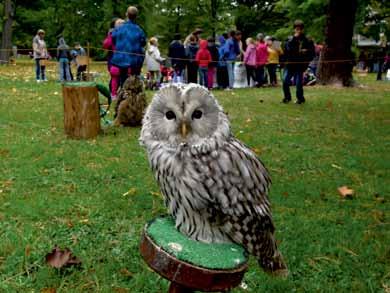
[207,37,219,89]
[377,33,387,81]
[244,38,257,87]
[185,36,199,83]
[184,28,203,47]
[255,33,268,87]
[111,6,146,86]
[168,33,186,83]
[223,30,241,90]
[281,20,314,104]
[217,33,229,89]
[57,37,72,82]
[32,29,48,82]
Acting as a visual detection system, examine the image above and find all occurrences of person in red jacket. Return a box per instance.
[195,39,212,87]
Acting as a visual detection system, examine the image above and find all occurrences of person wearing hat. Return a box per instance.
[32,29,48,82]
[111,6,146,86]
[281,20,315,104]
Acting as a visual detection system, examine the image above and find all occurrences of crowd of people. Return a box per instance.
[103,7,317,104]
[32,29,87,83]
[32,5,389,104]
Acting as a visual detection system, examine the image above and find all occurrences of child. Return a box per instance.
[195,39,212,87]
[103,18,125,100]
[244,38,257,86]
[207,37,219,89]
[57,37,71,82]
[146,37,165,90]
[72,42,87,81]
[265,36,282,86]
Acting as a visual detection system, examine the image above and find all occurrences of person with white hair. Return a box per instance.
[145,37,165,89]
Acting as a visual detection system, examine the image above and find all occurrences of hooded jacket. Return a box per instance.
[146,44,164,71]
[256,42,268,66]
[57,38,70,60]
[195,40,212,68]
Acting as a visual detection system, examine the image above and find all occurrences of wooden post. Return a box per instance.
[87,42,90,76]
[62,82,100,139]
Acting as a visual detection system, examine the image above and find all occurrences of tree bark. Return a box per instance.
[0,0,14,64]
[317,0,358,86]
[63,83,101,139]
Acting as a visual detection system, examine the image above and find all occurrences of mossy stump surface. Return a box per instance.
[140,216,248,292]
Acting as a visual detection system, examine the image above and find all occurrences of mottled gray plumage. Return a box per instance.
[114,76,147,126]
[140,83,287,275]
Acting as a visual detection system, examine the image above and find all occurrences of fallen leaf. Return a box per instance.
[41,288,56,293]
[246,118,252,123]
[338,186,354,199]
[119,268,134,278]
[45,246,81,269]
[12,88,17,93]
[53,92,59,95]
[150,191,162,197]
[123,188,137,197]
[25,245,31,257]
[372,210,385,223]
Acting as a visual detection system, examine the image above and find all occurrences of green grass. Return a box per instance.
[0,62,389,292]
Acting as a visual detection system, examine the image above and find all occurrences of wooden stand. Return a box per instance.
[62,82,100,139]
[140,228,247,292]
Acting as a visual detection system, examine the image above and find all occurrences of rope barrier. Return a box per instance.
[0,46,387,65]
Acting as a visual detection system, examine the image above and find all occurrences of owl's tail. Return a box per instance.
[225,216,288,277]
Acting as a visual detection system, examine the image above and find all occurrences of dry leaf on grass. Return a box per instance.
[338,186,354,199]
[41,288,56,293]
[123,188,137,197]
[45,246,81,269]
[119,268,134,278]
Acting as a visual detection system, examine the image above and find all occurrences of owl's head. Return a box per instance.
[141,83,230,148]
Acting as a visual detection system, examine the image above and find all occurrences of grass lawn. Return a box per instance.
[0,62,389,292]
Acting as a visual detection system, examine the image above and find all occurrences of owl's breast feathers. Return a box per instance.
[147,135,274,238]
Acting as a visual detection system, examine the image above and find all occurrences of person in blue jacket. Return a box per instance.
[222,30,241,89]
[111,6,146,86]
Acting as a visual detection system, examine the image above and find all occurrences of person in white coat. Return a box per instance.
[145,37,165,90]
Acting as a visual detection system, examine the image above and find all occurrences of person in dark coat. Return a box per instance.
[281,20,315,104]
[168,33,186,83]
[207,37,219,89]
[186,36,200,84]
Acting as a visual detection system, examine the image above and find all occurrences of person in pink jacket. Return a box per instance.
[256,33,268,87]
[103,18,124,100]
[244,38,257,86]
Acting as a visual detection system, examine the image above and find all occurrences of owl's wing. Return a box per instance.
[198,137,273,224]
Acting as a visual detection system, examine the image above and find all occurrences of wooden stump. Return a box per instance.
[62,82,100,139]
[140,217,248,292]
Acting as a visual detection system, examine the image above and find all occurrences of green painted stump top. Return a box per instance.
[63,82,96,87]
[146,216,248,270]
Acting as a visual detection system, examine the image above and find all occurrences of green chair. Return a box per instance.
[140,216,248,292]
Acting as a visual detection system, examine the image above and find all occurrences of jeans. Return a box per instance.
[173,68,184,83]
[256,65,265,86]
[59,58,71,81]
[217,66,229,89]
[35,59,46,81]
[226,62,235,88]
[267,64,278,85]
[245,65,256,86]
[199,67,208,87]
[282,68,304,102]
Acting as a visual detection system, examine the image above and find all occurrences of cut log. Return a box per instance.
[62,82,100,139]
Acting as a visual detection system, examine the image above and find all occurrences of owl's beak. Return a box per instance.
[180,122,189,138]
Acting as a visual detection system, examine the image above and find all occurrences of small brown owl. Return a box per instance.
[114,76,147,127]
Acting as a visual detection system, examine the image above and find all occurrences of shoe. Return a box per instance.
[295,99,305,104]
[111,95,117,101]
[281,98,291,103]
[36,80,41,83]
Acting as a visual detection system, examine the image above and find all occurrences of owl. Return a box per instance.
[114,75,147,127]
[140,83,287,275]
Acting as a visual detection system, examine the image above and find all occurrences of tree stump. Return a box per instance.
[62,82,100,139]
[140,217,248,292]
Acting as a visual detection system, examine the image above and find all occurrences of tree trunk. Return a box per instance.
[210,0,217,38]
[0,0,14,64]
[63,83,101,139]
[317,0,357,86]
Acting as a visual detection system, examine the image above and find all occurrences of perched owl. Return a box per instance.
[114,76,147,127]
[140,83,287,275]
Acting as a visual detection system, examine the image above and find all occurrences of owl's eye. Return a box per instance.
[165,111,176,120]
[192,110,203,120]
